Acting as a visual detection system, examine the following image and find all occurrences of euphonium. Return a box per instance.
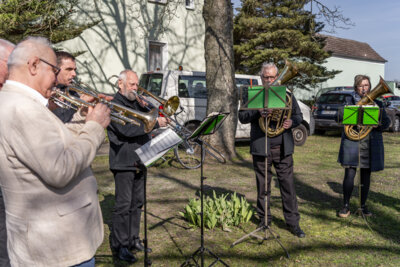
[344,76,393,140]
[258,60,299,137]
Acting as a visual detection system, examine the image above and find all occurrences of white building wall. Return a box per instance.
[294,56,385,100]
[56,0,206,93]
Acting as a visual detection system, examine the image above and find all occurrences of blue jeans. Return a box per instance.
[71,257,95,267]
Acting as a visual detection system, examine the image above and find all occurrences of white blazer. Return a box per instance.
[0,83,105,267]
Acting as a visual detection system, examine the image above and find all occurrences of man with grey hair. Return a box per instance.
[239,62,305,238]
[0,39,15,89]
[107,69,168,263]
[0,38,14,267]
[0,36,111,266]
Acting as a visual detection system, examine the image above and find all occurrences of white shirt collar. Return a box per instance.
[5,80,49,107]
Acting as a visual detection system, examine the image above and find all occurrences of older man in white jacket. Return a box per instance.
[0,36,111,267]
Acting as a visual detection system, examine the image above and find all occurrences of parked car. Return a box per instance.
[313,90,400,133]
[381,95,400,110]
[139,70,314,146]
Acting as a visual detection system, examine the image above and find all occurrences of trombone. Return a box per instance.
[107,75,180,116]
[106,75,226,165]
[107,75,184,133]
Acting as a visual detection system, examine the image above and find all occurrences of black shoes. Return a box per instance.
[132,239,152,253]
[118,247,137,263]
[338,205,372,218]
[289,225,305,238]
[361,205,372,217]
[338,204,351,218]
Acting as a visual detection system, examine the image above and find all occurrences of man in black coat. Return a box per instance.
[50,51,79,123]
[238,62,305,238]
[107,69,168,263]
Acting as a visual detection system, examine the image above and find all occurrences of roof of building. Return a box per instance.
[321,35,387,63]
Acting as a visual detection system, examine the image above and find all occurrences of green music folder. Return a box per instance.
[342,105,380,126]
[362,106,380,125]
[342,106,359,125]
[247,86,287,109]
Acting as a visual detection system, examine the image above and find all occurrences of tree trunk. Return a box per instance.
[203,0,237,159]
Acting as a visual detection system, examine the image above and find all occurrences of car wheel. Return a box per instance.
[392,116,400,132]
[292,124,308,146]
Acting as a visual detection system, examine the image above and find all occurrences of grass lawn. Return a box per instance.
[93,132,400,266]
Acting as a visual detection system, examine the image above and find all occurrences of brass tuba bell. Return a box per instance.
[259,60,299,137]
[344,76,393,140]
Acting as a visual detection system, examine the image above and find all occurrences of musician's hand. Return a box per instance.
[157,117,169,127]
[137,95,148,108]
[259,108,272,117]
[98,93,113,102]
[48,99,58,111]
[86,103,111,128]
[283,117,293,129]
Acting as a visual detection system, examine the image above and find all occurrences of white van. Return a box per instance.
[139,70,314,146]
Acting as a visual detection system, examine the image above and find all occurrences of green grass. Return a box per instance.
[93,132,400,266]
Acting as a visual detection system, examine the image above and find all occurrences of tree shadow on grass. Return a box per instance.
[327,181,400,244]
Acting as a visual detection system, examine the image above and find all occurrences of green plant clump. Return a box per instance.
[179,191,254,231]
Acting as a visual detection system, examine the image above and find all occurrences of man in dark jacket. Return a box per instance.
[50,51,79,122]
[107,69,168,263]
[337,75,390,218]
[238,62,305,238]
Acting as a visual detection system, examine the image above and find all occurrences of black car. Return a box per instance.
[313,90,400,134]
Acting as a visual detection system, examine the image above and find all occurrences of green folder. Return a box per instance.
[362,106,380,125]
[190,112,229,139]
[342,106,359,125]
[342,105,380,126]
[247,86,287,109]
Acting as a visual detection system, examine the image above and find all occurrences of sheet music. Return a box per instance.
[135,128,182,167]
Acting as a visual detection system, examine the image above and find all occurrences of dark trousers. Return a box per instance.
[252,148,300,227]
[110,170,145,251]
[0,190,10,267]
[343,167,371,206]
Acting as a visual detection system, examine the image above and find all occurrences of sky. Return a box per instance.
[231,0,400,81]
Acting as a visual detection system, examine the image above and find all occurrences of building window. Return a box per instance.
[186,0,195,10]
[149,41,167,71]
[148,0,167,4]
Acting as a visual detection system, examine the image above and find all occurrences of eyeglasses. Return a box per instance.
[261,75,277,80]
[39,58,61,75]
[357,85,369,89]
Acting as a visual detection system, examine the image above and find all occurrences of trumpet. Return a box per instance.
[51,80,158,132]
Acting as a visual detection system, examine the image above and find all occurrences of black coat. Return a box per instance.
[337,92,390,171]
[107,92,158,171]
[238,90,303,157]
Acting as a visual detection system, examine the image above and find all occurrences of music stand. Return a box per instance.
[181,112,230,267]
[231,85,290,259]
[342,105,380,231]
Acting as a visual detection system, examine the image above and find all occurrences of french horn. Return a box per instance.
[344,76,392,140]
[258,60,299,137]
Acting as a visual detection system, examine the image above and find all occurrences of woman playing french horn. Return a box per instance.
[337,75,390,218]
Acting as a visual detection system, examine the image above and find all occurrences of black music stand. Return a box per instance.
[341,105,380,231]
[135,129,183,266]
[181,112,230,267]
[231,85,290,259]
